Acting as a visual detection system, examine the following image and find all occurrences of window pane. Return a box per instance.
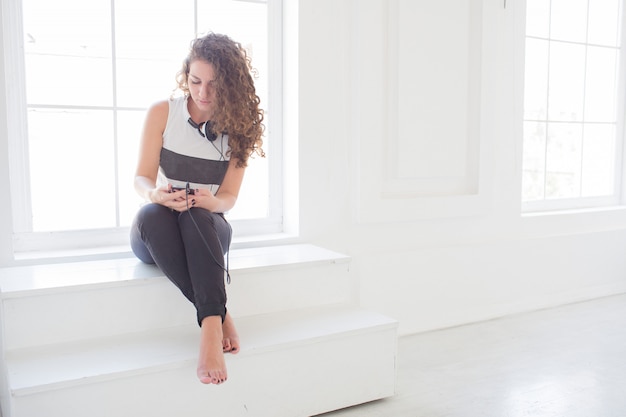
[585,46,618,122]
[582,124,616,196]
[28,109,116,231]
[545,123,583,199]
[116,58,182,108]
[117,110,146,227]
[526,0,551,38]
[24,55,114,107]
[197,1,268,45]
[114,0,195,108]
[548,42,586,121]
[229,148,270,220]
[522,121,547,201]
[22,0,112,106]
[588,0,622,46]
[550,0,588,43]
[524,38,550,120]
[114,0,194,58]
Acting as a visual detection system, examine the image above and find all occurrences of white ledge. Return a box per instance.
[6,305,397,396]
[0,244,350,298]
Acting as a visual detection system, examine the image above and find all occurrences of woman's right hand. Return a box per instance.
[149,186,171,205]
[150,185,195,212]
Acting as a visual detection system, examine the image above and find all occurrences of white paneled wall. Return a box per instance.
[296,0,626,335]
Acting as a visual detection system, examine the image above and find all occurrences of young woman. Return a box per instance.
[130,33,264,385]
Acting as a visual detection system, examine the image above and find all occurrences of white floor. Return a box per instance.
[320,293,626,417]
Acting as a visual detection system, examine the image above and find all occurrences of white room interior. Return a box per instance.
[1,0,626,416]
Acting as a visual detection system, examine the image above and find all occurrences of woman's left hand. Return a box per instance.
[187,188,219,212]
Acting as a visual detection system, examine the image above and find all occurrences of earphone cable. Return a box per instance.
[184,182,231,284]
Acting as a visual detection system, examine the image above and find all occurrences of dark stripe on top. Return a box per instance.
[160,148,229,186]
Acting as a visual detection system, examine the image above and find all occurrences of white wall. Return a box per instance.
[1,0,626,337]
[0,1,14,266]
[295,0,626,335]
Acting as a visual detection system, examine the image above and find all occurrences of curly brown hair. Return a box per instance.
[175,33,265,168]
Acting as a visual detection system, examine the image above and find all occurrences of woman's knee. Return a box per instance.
[130,218,154,264]
[179,209,231,250]
[131,204,179,262]
[179,208,215,228]
[135,203,173,230]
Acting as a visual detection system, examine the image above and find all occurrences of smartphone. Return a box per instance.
[171,186,195,195]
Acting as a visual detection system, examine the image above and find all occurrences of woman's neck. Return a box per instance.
[187,97,212,123]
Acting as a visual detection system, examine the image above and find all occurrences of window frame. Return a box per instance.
[520,0,626,213]
[2,0,285,256]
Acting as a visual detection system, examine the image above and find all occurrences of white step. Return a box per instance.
[0,244,398,417]
[0,244,353,350]
[5,305,397,417]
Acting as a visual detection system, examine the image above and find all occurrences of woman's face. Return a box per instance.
[187,59,218,118]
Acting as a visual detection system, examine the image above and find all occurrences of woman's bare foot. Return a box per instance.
[197,315,227,384]
[222,312,240,354]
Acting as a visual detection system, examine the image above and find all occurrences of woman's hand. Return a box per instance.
[151,186,195,212]
[190,188,219,212]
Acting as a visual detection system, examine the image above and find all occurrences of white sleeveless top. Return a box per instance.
[159,96,230,194]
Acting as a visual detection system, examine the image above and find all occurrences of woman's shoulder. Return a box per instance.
[145,99,170,121]
[149,99,171,112]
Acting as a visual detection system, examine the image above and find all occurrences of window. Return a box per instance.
[4,0,283,253]
[522,0,625,211]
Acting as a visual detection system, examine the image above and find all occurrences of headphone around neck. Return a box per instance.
[187,118,218,142]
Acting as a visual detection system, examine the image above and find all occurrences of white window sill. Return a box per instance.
[0,243,350,296]
[522,205,626,218]
[11,232,301,267]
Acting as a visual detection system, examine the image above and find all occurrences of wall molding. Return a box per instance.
[352,0,491,223]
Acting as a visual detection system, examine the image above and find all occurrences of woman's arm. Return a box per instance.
[192,157,246,213]
[134,101,169,203]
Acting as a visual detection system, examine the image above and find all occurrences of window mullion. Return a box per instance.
[579,2,590,198]
[268,0,284,224]
[193,0,198,36]
[538,1,551,201]
[617,0,626,203]
[110,0,121,227]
